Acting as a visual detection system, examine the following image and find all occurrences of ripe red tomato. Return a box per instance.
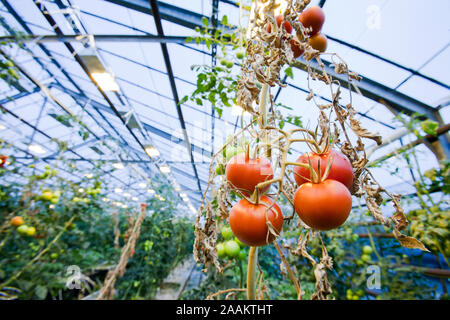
[308,33,327,52]
[0,155,8,168]
[294,179,352,230]
[290,38,304,58]
[226,153,274,196]
[299,5,325,36]
[292,149,353,189]
[229,196,283,246]
[266,15,293,34]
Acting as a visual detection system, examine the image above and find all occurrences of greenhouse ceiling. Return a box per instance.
[0,0,449,213]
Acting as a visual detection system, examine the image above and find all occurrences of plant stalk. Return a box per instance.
[247,246,258,300]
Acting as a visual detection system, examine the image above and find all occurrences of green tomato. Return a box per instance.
[220,58,228,66]
[226,61,234,68]
[17,225,29,235]
[362,245,373,255]
[221,226,233,240]
[356,289,364,297]
[224,240,240,258]
[217,243,226,259]
[346,293,353,300]
[41,191,54,201]
[238,249,246,260]
[361,254,371,263]
[26,226,36,236]
[50,197,59,204]
[50,253,58,259]
[236,51,245,59]
[356,259,363,266]
[234,237,246,248]
[352,295,360,300]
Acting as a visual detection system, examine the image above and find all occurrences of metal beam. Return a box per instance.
[56,84,213,158]
[0,34,190,43]
[149,0,203,194]
[292,59,437,119]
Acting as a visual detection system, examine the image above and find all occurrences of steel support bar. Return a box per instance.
[291,59,437,119]
[0,34,190,43]
[56,84,213,159]
[149,0,203,193]
[106,0,448,91]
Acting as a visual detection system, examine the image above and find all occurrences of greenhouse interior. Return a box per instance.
[0,0,448,302]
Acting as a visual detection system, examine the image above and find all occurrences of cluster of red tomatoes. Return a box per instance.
[224,147,353,248]
[266,5,327,58]
[292,149,353,231]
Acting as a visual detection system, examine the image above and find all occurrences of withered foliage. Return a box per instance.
[194,0,429,300]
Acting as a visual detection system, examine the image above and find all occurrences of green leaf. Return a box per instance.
[421,119,439,136]
[179,95,188,105]
[35,285,48,300]
[221,15,228,26]
[284,66,293,79]
[279,120,285,129]
[195,98,203,106]
[202,17,209,27]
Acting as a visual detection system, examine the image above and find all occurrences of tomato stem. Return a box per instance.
[247,246,258,300]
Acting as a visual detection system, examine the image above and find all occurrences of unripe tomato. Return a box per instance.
[292,149,353,189]
[11,216,24,227]
[234,236,246,248]
[224,240,240,257]
[290,38,304,58]
[226,153,274,196]
[41,191,54,201]
[361,254,371,263]
[362,245,373,255]
[229,196,283,247]
[236,51,245,59]
[266,15,293,34]
[217,242,226,258]
[298,5,325,36]
[308,33,327,52]
[50,253,58,259]
[294,180,352,231]
[221,226,233,240]
[238,249,246,260]
[26,226,36,236]
[17,225,29,235]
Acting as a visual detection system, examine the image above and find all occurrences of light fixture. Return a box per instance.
[102,197,109,202]
[147,189,155,194]
[138,182,147,188]
[145,145,160,157]
[114,188,123,194]
[0,124,6,130]
[175,186,181,192]
[123,192,131,198]
[160,165,170,174]
[113,162,124,170]
[80,48,119,92]
[91,72,119,91]
[231,104,252,117]
[132,196,138,201]
[85,173,93,179]
[28,144,46,154]
[78,188,85,193]
[189,204,197,214]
